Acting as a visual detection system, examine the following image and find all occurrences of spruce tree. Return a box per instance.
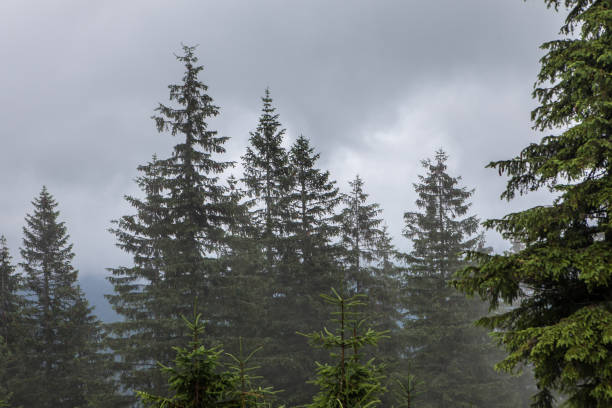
[239,90,295,403]
[453,1,612,406]
[107,45,235,402]
[402,151,525,408]
[336,177,401,341]
[336,176,402,403]
[216,175,267,353]
[302,289,387,408]
[0,236,24,408]
[337,175,386,296]
[225,339,279,407]
[151,44,233,329]
[0,235,21,352]
[265,135,342,405]
[137,313,235,408]
[241,88,290,274]
[106,156,170,404]
[0,337,12,408]
[17,187,113,408]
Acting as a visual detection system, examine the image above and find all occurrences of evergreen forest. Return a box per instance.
[0,1,610,407]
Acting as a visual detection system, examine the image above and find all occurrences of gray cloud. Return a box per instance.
[1,0,566,282]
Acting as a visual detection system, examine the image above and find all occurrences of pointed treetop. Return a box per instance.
[257,87,282,132]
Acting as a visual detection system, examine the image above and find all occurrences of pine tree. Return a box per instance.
[453,1,612,406]
[301,289,388,408]
[107,45,235,402]
[402,151,524,408]
[17,186,113,408]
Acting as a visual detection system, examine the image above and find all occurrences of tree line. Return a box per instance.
[0,46,529,407]
[1,0,610,406]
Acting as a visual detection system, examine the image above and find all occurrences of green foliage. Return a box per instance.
[107,45,235,403]
[389,371,423,408]
[301,289,388,408]
[335,176,403,379]
[403,151,529,407]
[138,313,235,408]
[337,175,386,296]
[106,156,172,402]
[225,339,279,408]
[238,97,346,406]
[241,88,291,271]
[264,134,343,406]
[0,336,15,408]
[453,1,612,406]
[16,187,115,408]
[0,235,21,346]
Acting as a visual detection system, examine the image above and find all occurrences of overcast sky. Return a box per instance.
[1,0,566,289]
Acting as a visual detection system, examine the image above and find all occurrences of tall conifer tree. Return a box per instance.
[107,45,234,403]
[402,151,525,407]
[106,156,171,403]
[266,135,342,405]
[238,90,295,402]
[0,236,21,351]
[336,176,401,325]
[0,236,25,408]
[241,88,290,274]
[216,175,265,351]
[337,176,385,296]
[453,1,612,406]
[17,187,112,408]
[336,176,402,401]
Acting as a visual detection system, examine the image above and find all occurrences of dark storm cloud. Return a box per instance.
[1,0,566,280]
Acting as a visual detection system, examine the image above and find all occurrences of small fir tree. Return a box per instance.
[389,370,423,408]
[137,313,235,408]
[225,339,279,408]
[301,289,388,408]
